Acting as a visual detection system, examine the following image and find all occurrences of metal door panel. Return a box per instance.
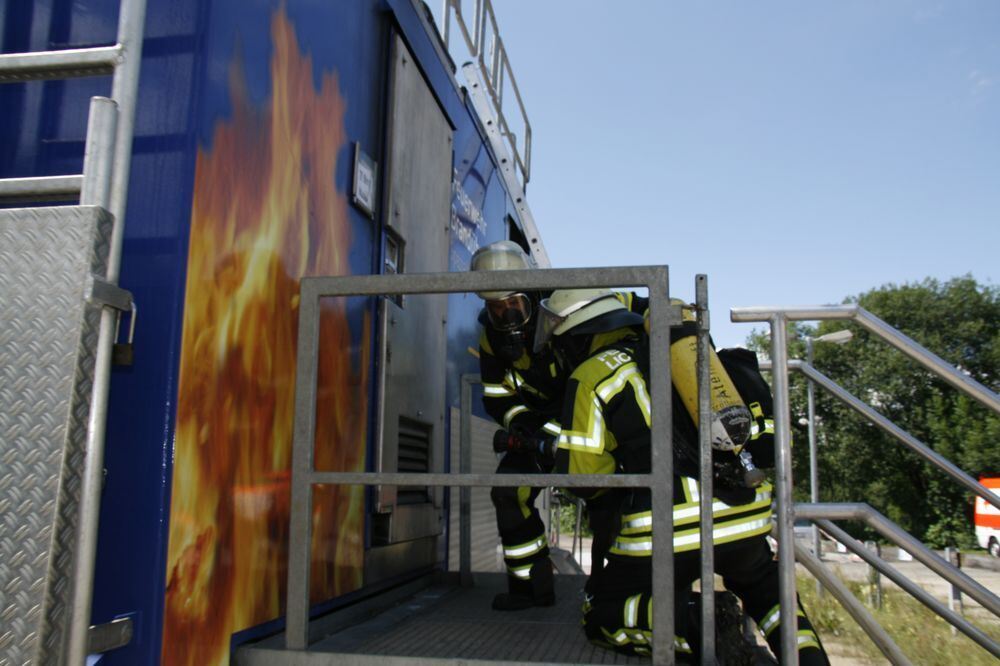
[374,32,452,547]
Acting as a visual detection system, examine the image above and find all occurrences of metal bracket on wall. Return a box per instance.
[88,276,136,366]
[87,616,134,654]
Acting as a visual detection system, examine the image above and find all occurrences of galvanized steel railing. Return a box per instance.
[286,266,698,664]
[732,304,1000,664]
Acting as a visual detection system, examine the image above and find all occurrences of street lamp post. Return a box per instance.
[805,329,853,566]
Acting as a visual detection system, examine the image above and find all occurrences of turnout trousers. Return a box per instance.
[583,536,829,664]
[491,451,552,601]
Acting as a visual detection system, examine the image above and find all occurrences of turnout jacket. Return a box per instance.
[553,329,773,552]
[478,310,564,438]
[478,292,648,440]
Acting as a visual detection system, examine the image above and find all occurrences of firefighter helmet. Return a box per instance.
[470,240,535,300]
[533,288,644,352]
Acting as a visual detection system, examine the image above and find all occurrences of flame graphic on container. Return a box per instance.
[162,10,369,665]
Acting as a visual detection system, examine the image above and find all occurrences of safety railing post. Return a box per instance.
[647,269,676,665]
[66,95,122,666]
[767,313,799,665]
[865,540,883,609]
[285,281,321,649]
[459,374,480,587]
[695,275,716,661]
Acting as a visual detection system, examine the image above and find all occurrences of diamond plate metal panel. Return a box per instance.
[0,206,113,666]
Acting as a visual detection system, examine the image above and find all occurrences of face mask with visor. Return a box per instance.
[485,293,533,332]
[532,293,620,353]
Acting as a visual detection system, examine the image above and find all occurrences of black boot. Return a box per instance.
[530,558,556,607]
[492,575,534,611]
[491,560,556,611]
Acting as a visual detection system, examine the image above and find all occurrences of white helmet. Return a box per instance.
[533,289,643,352]
[470,240,534,300]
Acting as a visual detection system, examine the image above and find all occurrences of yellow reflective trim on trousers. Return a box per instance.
[760,604,806,637]
[624,593,640,628]
[483,383,513,397]
[610,536,652,556]
[613,510,773,556]
[627,482,772,529]
[673,479,773,525]
[507,562,532,580]
[620,511,652,535]
[681,477,773,503]
[671,514,773,553]
[503,404,528,428]
[759,604,781,636]
[598,627,689,655]
[624,502,773,533]
[673,494,773,527]
[798,630,820,650]
[504,535,546,559]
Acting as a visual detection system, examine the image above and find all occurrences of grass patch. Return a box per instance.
[797,575,1000,665]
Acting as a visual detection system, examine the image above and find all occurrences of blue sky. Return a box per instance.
[438,1,999,348]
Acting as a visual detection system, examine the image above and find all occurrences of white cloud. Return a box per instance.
[969,69,995,94]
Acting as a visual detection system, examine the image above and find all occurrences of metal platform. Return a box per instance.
[237,573,647,665]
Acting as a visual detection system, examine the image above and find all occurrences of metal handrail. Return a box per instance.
[732,304,1000,414]
[759,359,1000,513]
[732,303,1000,663]
[440,0,532,187]
[800,511,1000,658]
[285,266,681,664]
[798,503,1000,617]
[791,537,911,665]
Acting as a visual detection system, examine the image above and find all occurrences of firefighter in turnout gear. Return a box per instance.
[471,240,561,610]
[538,289,830,663]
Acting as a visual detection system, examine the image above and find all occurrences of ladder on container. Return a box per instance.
[0,1,146,664]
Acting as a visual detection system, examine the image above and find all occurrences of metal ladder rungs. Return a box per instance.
[0,45,122,83]
[0,175,84,203]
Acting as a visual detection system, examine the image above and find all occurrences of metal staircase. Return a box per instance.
[735,304,1000,664]
[0,1,146,663]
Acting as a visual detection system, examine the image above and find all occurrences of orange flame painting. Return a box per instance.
[162,9,369,665]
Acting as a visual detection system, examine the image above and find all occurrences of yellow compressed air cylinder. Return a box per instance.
[663,300,752,451]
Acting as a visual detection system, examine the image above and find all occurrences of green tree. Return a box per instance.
[747,276,1000,548]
